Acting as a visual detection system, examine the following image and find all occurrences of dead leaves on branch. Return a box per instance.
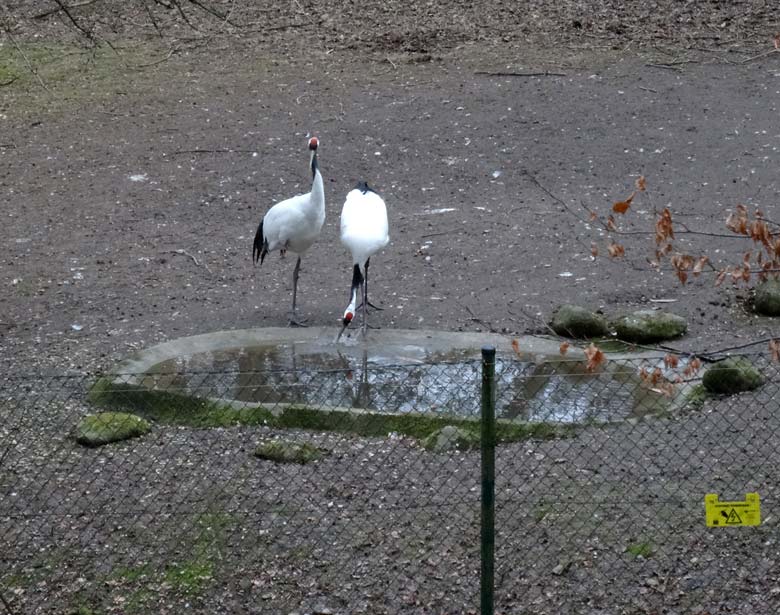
[639,354,703,398]
[770,339,780,363]
[584,343,606,372]
[594,177,780,289]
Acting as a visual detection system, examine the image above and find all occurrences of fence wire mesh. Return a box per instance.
[1,351,779,614]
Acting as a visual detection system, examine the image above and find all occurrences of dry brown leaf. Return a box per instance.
[693,256,709,276]
[559,342,570,356]
[770,339,780,363]
[655,208,674,244]
[715,269,728,287]
[584,343,606,372]
[591,243,599,258]
[511,339,521,355]
[612,192,635,214]
[607,241,625,258]
[682,357,702,377]
[635,176,647,192]
[606,215,617,232]
[663,354,679,369]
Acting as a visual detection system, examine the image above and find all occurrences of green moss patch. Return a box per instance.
[702,357,764,395]
[422,426,480,452]
[73,411,151,447]
[254,440,324,464]
[612,310,687,344]
[89,377,573,444]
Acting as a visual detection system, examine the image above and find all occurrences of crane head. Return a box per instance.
[308,137,319,151]
[336,311,353,341]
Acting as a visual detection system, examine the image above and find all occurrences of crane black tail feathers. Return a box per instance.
[253,221,269,265]
[355,181,376,195]
[351,264,364,291]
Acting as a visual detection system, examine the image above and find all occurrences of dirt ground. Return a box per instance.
[2,0,780,376]
[3,3,780,613]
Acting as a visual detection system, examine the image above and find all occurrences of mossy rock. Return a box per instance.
[74,412,151,447]
[612,310,686,344]
[422,425,480,452]
[753,279,780,316]
[702,357,764,394]
[254,440,324,464]
[550,304,609,339]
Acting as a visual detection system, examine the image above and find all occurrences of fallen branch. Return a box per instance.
[0,75,19,87]
[164,249,212,274]
[738,47,780,64]
[172,148,256,155]
[475,70,566,77]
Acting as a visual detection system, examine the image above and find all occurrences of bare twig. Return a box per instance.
[421,230,456,239]
[459,302,502,334]
[475,70,566,77]
[187,0,238,26]
[638,86,658,93]
[0,76,19,87]
[35,0,96,20]
[170,0,201,32]
[172,148,256,155]
[52,0,95,42]
[164,249,212,274]
[697,336,780,359]
[141,0,165,38]
[0,17,50,91]
[738,48,780,64]
[133,45,179,68]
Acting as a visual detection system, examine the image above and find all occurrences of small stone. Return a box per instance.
[254,440,323,464]
[422,425,479,452]
[550,304,609,339]
[612,309,686,343]
[753,279,780,316]
[73,412,151,447]
[702,357,764,394]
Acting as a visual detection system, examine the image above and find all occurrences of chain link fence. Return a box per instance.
[1,350,779,614]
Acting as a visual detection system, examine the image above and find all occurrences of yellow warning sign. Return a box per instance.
[705,493,761,527]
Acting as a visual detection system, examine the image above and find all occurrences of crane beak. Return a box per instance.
[336,324,348,341]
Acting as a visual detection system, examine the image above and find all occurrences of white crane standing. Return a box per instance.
[338,181,389,338]
[253,137,325,326]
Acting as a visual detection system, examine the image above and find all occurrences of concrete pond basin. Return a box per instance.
[88,328,695,441]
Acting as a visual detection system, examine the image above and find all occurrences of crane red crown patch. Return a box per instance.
[308,137,319,150]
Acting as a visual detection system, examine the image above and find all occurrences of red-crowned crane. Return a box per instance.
[338,181,389,338]
[253,137,324,326]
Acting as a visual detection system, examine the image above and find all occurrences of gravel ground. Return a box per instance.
[3,1,780,613]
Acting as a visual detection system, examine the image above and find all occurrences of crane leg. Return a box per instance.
[289,256,307,327]
[361,274,368,335]
[358,258,383,312]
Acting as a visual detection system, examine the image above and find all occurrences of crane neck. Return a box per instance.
[309,150,324,210]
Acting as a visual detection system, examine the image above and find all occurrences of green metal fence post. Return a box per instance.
[480,345,496,615]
